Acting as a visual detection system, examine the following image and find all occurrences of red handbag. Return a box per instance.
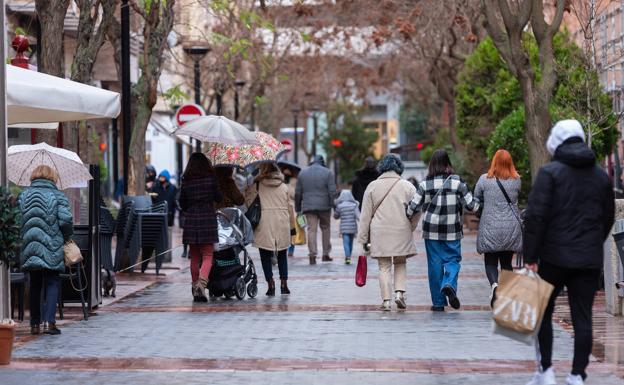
[355,255,367,287]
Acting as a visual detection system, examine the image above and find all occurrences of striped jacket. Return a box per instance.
[407,174,479,241]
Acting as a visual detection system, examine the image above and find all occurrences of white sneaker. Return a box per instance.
[526,367,557,385]
[380,300,391,312]
[565,374,584,385]
[395,291,407,310]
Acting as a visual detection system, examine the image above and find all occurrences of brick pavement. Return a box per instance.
[2,221,623,385]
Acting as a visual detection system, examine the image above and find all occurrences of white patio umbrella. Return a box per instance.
[173,115,259,146]
[7,142,92,190]
[6,64,121,124]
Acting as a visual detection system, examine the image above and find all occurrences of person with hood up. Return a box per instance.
[248,162,296,296]
[334,189,360,264]
[523,120,614,385]
[352,156,380,209]
[151,169,178,226]
[295,155,337,264]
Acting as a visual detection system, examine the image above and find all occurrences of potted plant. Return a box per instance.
[0,186,21,364]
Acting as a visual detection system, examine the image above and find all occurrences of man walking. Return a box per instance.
[295,155,337,264]
[523,120,614,385]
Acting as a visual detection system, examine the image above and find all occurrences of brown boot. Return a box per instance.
[280,279,290,295]
[266,278,275,296]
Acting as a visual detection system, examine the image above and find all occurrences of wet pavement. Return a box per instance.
[2,224,623,385]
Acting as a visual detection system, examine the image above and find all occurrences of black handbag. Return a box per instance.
[245,182,261,229]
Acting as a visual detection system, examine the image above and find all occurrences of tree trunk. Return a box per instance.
[521,77,552,180]
[35,0,70,145]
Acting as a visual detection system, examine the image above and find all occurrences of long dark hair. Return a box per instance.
[427,149,454,178]
[183,152,214,181]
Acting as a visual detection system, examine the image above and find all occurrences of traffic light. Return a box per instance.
[416,143,424,150]
[330,139,343,147]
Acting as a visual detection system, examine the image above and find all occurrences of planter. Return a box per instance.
[0,323,15,365]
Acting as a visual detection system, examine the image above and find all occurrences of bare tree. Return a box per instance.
[482,0,567,179]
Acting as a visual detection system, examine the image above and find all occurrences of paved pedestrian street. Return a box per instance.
[2,227,623,385]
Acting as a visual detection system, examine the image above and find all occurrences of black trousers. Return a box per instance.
[259,248,288,281]
[537,262,600,379]
[483,251,514,285]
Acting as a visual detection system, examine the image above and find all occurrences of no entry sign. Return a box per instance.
[280,138,293,152]
[175,104,205,126]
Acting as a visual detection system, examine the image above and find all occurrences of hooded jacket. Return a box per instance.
[523,137,614,269]
[334,190,360,235]
[18,179,74,272]
[251,171,296,251]
[151,169,178,226]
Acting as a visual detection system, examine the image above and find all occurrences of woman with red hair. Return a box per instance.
[474,149,522,307]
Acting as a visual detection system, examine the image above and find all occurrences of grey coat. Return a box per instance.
[334,190,360,235]
[474,174,523,254]
[295,163,337,213]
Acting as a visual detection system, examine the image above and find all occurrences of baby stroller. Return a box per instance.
[208,207,258,300]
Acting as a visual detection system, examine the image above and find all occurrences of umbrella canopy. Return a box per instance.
[7,142,92,190]
[204,132,286,168]
[174,115,259,146]
[7,65,121,124]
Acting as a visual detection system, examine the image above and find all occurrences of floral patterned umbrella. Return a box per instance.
[204,132,286,168]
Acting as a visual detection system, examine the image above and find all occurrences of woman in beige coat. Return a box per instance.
[357,154,418,311]
[249,163,295,296]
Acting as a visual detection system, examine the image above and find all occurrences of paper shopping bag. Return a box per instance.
[492,269,554,336]
[292,219,306,245]
[355,255,367,287]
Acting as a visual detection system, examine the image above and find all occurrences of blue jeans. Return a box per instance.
[342,234,354,258]
[424,239,462,307]
[29,269,60,326]
[259,248,288,281]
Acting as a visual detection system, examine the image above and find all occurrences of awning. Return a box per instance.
[7,64,120,124]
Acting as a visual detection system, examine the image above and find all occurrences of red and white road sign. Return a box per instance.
[280,138,293,152]
[175,104,205,126]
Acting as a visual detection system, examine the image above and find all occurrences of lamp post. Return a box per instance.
[183,44,210,152]
[310,106,320,157]
[292,108,300,164]
[121,0,131,194]
[234,80,245,121]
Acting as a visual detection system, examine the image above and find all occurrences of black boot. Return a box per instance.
[280,279,290,295]
[266,279,275,296]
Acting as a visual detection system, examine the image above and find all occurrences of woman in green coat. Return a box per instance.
[18,165,73,335]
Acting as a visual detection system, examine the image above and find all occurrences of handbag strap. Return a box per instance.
[367,178,401,242]
[428,175,451,207]
[495,177,523,227]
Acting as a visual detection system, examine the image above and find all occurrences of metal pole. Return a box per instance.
[0,0,11,320]
[234,89,239,121]
[312,114,318,157]
[293,113,299,164]
[216,91,222,115]
[121,0,131,195]
[194,60,201,152]
[250,101,256,131]
[112,118,119,188]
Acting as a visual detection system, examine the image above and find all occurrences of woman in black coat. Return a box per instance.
[179,153,222,302]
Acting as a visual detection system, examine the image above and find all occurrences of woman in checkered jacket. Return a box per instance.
[406,149,480,312]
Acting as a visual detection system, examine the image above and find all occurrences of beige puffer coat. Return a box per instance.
[357,171,419,258]
[249,172,295,251]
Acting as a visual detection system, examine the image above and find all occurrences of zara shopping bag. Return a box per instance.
[355,255,367,287]
[492,269,554,344]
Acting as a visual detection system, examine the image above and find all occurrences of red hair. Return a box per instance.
[487,149,520,180]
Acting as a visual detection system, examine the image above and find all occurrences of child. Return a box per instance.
[334,189,360,264]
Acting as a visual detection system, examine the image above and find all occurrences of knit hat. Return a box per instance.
[377,153,404,175]
[546,119,586,156]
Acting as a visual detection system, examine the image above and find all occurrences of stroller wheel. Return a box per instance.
[247,281,258,298]
[235,277,246,300]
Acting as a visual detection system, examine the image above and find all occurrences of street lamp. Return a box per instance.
[310,106,320,157]
[292,108,300,164]
[183,44,210,152]
[234,80,245,121]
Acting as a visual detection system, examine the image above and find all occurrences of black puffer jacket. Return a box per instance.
[352,167,379,209]
[523,138,615,269]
